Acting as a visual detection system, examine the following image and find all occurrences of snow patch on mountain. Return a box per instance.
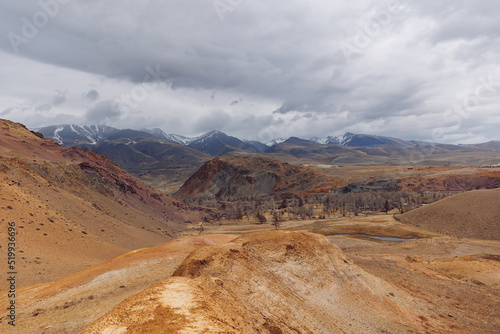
[53,126,65,145]
[265,138,285,146]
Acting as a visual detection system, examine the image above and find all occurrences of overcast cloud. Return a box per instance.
[0,0,499,143]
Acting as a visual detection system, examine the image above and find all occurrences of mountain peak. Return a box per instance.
[202,130,226,137]
[34,124,119,146]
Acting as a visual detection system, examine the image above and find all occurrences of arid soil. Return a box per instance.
[1,214,499,333]
[175,155,500,201]
[0,120,213,287]
[0,235,236,334]
[398,188,500,240]
[313,164,500,193]
[82,230,500,333]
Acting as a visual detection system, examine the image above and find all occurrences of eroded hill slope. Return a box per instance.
[175,156,346,200]
[82,231,462,334]
[0,119,213,287]
[0,234,236,334]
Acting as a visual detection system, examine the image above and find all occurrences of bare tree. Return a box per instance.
[272,212,283,229]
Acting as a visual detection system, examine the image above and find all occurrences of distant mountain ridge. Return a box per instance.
[35,124,427,152]
[32,124,118,146]
[34,124,500,193]
[35,124,213,193]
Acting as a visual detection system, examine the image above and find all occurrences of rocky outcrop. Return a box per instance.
[82,231,446,333]
[175,156,345,200]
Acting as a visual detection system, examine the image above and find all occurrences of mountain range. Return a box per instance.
[34,124,427,152]
[33,124,500,193]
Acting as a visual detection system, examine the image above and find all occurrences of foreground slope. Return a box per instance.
[83,231,465,334]
[0,119,211,287]
[0,235,236,334]
[398,188,500,240]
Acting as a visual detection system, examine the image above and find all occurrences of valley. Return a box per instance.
[1,119,499,333]
[35,124,500,195]
[2,1,499,332]
[2,214,499,333]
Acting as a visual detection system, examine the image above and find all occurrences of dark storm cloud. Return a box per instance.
[0,1,340,98]
[86,89,100,102]
[0,0,499,143]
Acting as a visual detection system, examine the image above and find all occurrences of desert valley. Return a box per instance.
[0,119,499,333]
[2,2,500,333]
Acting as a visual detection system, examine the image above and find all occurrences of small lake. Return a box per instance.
[336,234,418,242]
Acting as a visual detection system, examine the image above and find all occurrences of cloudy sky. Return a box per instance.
[1,0,499,144]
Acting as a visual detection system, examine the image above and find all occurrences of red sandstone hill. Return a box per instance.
[174,156,346,200]
[0,119,214,287]
[398,188,500,240]
[81,231,493,333]
[396,171,500,193]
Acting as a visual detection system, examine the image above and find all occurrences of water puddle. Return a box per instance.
[336,234,418,242]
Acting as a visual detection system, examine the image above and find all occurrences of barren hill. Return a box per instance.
[0,234,236,334]
[398,188,500,240]
[0,119,213,287]
[175,156,346,200]
[82,231,475,333]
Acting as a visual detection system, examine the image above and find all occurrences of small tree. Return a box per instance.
[272,212,282,230]
[384,199,390,214]
[256,212,267,224]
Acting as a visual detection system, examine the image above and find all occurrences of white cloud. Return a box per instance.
[0,0,499,143]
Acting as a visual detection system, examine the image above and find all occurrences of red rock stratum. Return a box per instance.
[175,156,345,200]
[83,231,459,333]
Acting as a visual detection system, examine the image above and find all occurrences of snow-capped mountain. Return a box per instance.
[34,124,119,146]
[143,128,194,145]
[187,130,259,156]
[306,135,347,145]
[304,133,415,148]
[265,138,286,146]
[35,124,417,154]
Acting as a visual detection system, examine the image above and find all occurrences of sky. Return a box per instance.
[1,0,500,144]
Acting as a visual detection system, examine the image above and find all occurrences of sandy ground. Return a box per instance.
[398,188,500,240]
[1,214,498,333]
[83,230,500,333]
[0,235,236,334]
[0,119,212,288]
